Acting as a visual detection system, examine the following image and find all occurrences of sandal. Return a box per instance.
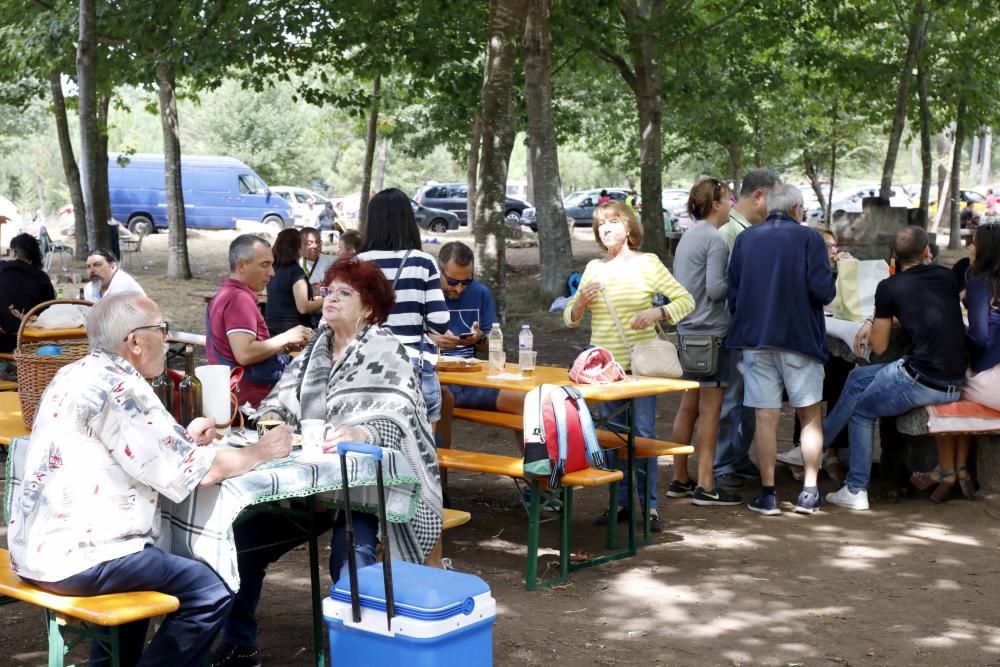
[957,466,977,500]
[910,466,954,491]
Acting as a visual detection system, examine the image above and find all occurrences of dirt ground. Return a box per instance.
[3,228,1000,666]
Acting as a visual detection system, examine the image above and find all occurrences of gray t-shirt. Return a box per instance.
[672,221,731,337]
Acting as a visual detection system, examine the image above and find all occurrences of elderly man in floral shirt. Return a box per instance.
[7,293,293,667]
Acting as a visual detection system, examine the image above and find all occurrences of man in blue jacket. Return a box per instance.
[727,184,836,516]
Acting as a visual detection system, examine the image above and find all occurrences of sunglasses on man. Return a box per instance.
[441,270,473,287]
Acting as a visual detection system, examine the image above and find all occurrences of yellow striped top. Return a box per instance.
[564,253,694,370]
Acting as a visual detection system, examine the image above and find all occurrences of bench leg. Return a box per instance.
[524,481,542,591]
[46,612,65,667]
[307,497,326,667]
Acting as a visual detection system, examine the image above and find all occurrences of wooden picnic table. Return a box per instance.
[439,361,697,583]
[0,392,28,445]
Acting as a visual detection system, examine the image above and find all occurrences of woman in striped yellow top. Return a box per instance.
[564,200,694,531]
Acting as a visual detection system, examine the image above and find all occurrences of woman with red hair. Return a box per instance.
[212,257,443,665]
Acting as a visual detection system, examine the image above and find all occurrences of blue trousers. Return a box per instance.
[598,395,658,510]
[221,508,378,647]
[713,350,757,477]
[24,545,232,667]
[823,360,960,491]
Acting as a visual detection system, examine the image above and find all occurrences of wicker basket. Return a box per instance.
[14,299,92,428]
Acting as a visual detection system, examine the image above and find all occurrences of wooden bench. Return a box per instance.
[451,407,694,458]
[0,548,179,666]
[437,447,625,590]
[442,507,471,530]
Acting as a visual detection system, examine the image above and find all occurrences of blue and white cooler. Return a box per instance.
[324,561,496,666]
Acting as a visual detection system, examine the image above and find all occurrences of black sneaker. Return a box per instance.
[666,479,696,498]
[211,643,261,667]
[594,505,629,526]
[649,509,662,533]
[715,473,743,491]
[794,488,823,514]
[734,463,761,480]
[691,486,743,506]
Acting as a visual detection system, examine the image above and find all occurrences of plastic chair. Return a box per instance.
[38,226,73,272]
[120,230,146,270]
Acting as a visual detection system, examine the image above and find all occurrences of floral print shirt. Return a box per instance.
[7,351,216,582]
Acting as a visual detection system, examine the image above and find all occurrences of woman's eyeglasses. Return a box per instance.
[125,321,169,341]
[326,288,358,300]
[441,270,474,287]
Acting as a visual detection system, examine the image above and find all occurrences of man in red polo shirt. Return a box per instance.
[207,234,312,407]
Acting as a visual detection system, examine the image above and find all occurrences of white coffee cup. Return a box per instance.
[300,419,332,459]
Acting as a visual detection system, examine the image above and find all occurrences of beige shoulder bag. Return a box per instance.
[601,290,683,378]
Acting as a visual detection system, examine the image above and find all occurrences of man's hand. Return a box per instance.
[631,307,662,330]
[257,423,293,460]
[322,425,369,452]
[279,325,312,351]
[186,417,217,446]
[433,330,463,350]
[854,321,872,357]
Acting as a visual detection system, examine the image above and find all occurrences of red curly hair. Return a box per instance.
[323,257,395,325]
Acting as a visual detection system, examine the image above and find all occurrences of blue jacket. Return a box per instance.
[726,213,836,361]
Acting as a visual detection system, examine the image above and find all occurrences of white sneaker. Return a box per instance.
[776,445,804,466]
[825,486,870,510]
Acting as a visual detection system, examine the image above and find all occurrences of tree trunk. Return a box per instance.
[935,130,951,210]
[77,0,109,253]
[879,1,926,200]
[981,128,992,186]
[524,0,573,306]
[466,114,482,231]
[374,136,389,192]
[622,0,667,260]
[157,64,192,279]
[524,136,534,206]
[96,95,113,255]
[358,75,381,235]
[475,0,528,321]
[948,98,967,250]
[50,71,88,259]
[917,60,932,227]
[725,144,741,185]
[803,155,827,219]
[969,134,981,183]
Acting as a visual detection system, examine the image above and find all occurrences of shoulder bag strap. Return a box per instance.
[600,288,633,354]
[391,249,429,369]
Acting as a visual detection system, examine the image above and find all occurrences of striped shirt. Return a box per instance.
[564,253,694,371]
[356,249,450,367]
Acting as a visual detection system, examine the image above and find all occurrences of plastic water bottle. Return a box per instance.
[518,325,533,352]
[488,323,504,372]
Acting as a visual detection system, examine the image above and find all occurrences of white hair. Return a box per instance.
[87,292,156,354]
[766,184,804,216]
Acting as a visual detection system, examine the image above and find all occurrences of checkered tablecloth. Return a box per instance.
[156,443,421,591]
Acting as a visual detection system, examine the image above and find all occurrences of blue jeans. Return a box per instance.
[598,395,658,510]
[420,368,442,422]
[24,546,232,667]
[823,360,960,492]
[221,508,378,647]
[713,350,757,477]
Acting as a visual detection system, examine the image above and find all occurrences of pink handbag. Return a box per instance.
[568,347,627,384]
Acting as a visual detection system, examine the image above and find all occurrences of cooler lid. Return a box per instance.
[330,561,490,621]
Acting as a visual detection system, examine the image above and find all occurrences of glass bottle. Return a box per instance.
[151,370,174,415]
[178,345,203,424]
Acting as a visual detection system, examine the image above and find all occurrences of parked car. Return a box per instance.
[523,188,628,231]
[928,189,988,219]
[0,195,24,249]
[107,153,293,234]
[271,186,332,227]
[414,182,527,226]
[806,184,912,222]
[411,200,460,233]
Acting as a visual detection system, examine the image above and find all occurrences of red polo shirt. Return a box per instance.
[207,278,273,408]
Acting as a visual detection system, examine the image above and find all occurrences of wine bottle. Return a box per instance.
[150,370,173,415]
[178,345,203,424]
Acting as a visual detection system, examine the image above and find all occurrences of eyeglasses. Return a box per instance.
[124,321,169,341]
[325,287,358,300]
[441,269,473,287]
[825,242,839,249]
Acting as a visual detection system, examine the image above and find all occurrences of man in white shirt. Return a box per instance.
[299,227,333,287]
[83,249,146,302]
[8,292,293,666]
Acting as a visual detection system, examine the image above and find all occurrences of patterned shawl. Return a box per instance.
[258,323,442,563]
